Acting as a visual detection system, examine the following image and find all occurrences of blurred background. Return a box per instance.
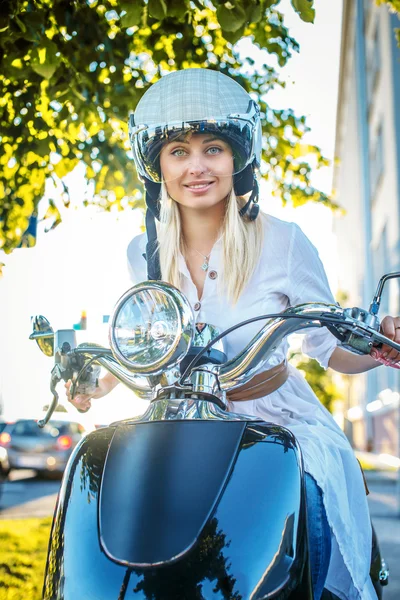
[0,0,399,598]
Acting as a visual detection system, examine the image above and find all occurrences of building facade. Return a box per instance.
[334,0,400,455]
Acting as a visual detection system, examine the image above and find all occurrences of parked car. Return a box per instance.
[0,418,87,477]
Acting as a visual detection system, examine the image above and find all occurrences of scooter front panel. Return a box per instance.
[99,420,247,566]
[42,421,309,599]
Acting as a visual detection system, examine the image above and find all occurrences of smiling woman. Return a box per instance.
[126,68,265,303]
[65,67,400,600]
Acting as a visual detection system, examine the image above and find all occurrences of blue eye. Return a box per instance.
[171,148,187,157]
[206,146,223,155]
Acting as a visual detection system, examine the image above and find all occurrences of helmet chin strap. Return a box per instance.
[145,209,162,280]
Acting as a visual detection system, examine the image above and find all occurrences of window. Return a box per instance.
[373,226,389,312]
[367,22,381,102]
[12,419,72,438]
[372,225,395,391]
[371,24,381,90]
[363,0,371,25]
[370,124,384,199]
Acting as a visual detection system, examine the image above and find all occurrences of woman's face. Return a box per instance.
[159,133,234,211]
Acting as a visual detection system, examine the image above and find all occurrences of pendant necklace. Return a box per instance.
[192,248,211,272]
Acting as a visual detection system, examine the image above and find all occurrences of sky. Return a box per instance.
[0,0,344,424]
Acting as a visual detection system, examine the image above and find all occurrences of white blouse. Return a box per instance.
[127,213,377,600]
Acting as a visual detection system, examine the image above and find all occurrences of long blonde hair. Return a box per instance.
[157,183,263,304]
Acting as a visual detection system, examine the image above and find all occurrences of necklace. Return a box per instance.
[193,248,211,272]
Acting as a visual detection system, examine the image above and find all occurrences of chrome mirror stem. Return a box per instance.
[369,271,400,316]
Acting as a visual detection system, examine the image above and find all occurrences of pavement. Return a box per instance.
[365,470,400,600]
[0,469,60,519]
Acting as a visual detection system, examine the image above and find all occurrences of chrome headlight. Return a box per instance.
[109,281,195,375]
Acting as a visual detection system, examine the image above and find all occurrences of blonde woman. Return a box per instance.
[67,69,400,600]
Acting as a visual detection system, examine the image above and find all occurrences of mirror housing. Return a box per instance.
[29,316,55,357]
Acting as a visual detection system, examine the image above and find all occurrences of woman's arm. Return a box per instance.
[328,347,380,374]
[328,315,400,374]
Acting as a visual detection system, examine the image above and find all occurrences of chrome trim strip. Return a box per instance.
[111,399,261,424]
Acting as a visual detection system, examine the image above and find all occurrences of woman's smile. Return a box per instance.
[183,180,216,194]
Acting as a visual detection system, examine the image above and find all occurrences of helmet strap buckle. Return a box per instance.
[239,176,259,220]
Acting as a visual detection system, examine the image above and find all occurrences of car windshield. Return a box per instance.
[12,420,79,437]
[0,422,6,433]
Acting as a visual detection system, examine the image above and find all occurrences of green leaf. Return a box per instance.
[30,41,60,80]
[264,0,281,7]
[53,158,79,179]
[217,3,247,33]
[120,1,143,28]
[222,23,246,44]
[291,0,315,23]
[43,200,62,232]
[14,15,27,33]
[247,3,262,23]
[148,0,167,20]
[166,0,191,21]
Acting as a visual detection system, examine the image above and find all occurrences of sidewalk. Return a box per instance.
[365,471,400,600]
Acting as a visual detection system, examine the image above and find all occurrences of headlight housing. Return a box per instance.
[109,282,194,375]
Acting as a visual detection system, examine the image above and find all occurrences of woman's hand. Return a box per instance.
[65,380,93,413]
[65,372,120,412]
[370,315,400,367]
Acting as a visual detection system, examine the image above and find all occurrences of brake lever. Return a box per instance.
[339,319,400,356]
[368,329,400,353]
[38,365,62,428]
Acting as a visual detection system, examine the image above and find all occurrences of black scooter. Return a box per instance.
[30,274,396,599]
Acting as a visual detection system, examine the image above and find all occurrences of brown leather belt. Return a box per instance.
[227,360,289,402]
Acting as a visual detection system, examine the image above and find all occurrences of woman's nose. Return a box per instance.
[188,155,210,175]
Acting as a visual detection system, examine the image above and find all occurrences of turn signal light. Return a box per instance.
[0,432,11,446]
[56,435,72,450]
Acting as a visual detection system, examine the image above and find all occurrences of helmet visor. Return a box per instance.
[130,116,256,184]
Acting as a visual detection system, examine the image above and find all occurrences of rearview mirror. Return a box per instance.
[29,315,54,357]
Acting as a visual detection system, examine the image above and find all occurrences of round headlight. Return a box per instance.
[109,282,195,375]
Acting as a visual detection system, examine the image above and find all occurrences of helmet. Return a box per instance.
[129,69,262,188]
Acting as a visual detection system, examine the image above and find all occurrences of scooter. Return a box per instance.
[30,273,397,599]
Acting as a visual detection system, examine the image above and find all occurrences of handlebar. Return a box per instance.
[35,296,400,423]
[217,303,339,389]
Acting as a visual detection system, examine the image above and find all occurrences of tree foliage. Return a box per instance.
[289,349,342,413]
[0,0,335,254]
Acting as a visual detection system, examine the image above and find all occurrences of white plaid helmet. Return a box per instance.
[129,68,262,184]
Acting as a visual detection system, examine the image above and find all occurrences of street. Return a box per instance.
[0,469,59,519]
[366,471,400,600]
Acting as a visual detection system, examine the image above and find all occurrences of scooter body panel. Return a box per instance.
[43,420,311,600]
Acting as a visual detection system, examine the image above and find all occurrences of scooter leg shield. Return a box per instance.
[42,421,313,599]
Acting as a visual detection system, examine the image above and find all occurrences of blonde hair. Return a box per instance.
[157,183,263,304]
